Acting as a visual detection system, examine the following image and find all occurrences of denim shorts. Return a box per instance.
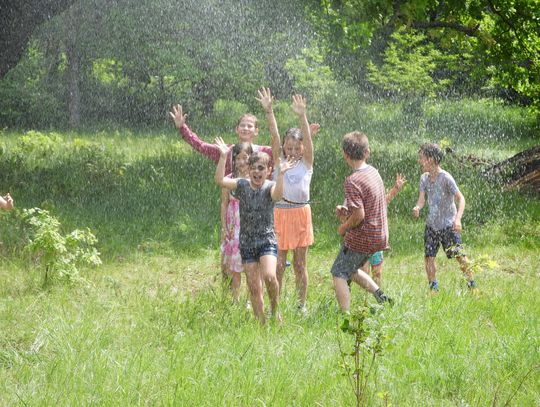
[330,245,370,280]
[424,226,465,258]
[240,243,278,264]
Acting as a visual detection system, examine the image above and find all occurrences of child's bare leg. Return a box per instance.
[231,272,241,303]
[425,257,437,283]
[333,276,351,312]
[456,255,473,281]
[221,255,231,286]
[350,269,379,293]
[244,263,264,322]
[276,249,288,294]
[293,246,308,307]
[370,262,383,287]
[261,255,280,316]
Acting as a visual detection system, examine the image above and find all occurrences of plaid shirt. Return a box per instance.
[343,165,388,254]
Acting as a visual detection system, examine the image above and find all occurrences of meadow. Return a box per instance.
[0,98,539,406]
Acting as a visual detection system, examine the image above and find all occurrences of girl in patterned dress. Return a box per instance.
[220,142,253,302]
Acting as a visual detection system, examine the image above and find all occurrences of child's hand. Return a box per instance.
[279,155,297,174]
[291,94,307,116]
[395,173,406,190]
[453,219,462,233]
[169,104,187,129]
[335,205,349,221]
[256,87,273,112]
[214,137,231,156]
[309,123,320,136]
[412,206,420,219]
[2,193,13,210]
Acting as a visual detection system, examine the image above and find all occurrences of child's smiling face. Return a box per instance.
[283,138,303,160]
[236,117,259,143]
[234,150,250,176]
[249,161,269,188]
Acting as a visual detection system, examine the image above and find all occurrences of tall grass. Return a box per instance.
[0,97,538,405]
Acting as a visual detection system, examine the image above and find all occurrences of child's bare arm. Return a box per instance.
[292,94,313,168]
[0,193,13,211]
[386,173,406,205]
[220,188,229,240]
[256,88,281,163]
[453,191,466,232]
[271,156,297,201]
[338,206,364,236]
[214,137,237,190]
[412,191,425,218]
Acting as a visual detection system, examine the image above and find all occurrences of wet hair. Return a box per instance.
[342,131,369,161]
[248,151,271,168]
[282,127,303,148]
[419,143,444,164]
[236,113,259,128]
[231,142,253,177]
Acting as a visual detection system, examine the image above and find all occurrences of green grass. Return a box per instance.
[0,97,539,405]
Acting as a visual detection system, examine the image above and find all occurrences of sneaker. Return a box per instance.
[285,261,291,268]
[429,281,439,292]
[373,289,393,305]
[467,280,477,289]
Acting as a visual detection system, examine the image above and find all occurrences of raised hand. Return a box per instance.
[256,87,273,112]
[214,137,231,156]
[279,155,297,174]
[395,173,407,190]
[291,94,307,116]
[2,193,13,210]
[309,123,321,136]
[169,104,187,129]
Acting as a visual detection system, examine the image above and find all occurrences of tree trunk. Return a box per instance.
[65,5,81,128]
[483,145,540,196]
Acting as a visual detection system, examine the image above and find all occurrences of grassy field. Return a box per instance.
[0,98,539,405]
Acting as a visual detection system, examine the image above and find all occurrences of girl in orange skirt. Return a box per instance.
[257,88,316,312]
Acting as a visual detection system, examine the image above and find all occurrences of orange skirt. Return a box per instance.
[274,205,314,250]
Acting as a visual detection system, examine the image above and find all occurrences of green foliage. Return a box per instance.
[339,302,386,406]
[367,28,451,99]
[21,208,101,284]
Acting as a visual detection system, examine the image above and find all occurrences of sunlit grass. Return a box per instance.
[0,247,538,406]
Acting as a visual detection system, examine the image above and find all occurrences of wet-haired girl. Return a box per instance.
[220,142,253,303]
[257,88,315,313]
[215,138,295,323]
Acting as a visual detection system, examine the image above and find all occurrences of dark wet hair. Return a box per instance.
[236,113,259,128]
[282,127,303,148]
[342,131,369,161]
[231,142,253,177]
[248,151,271,168]
[419,143,444,164]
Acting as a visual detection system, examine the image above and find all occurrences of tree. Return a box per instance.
[306,0,540,113]
[0,0,76,79]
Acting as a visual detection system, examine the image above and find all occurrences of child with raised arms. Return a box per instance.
[169,103,273,286]
[220,142,253,303]
[412,143,476,292]
[215,138,295,323]
[257,88,314,313]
